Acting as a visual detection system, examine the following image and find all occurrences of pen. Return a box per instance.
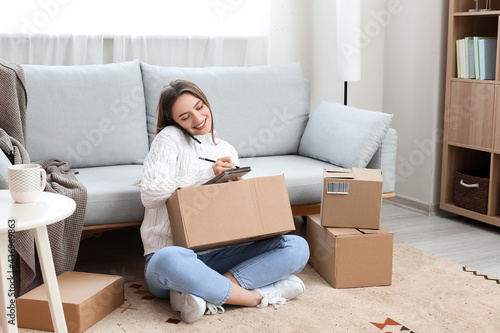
[198,157,240,168]
[198,157,216,163]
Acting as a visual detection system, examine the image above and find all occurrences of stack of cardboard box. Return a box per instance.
[307,168,393,289]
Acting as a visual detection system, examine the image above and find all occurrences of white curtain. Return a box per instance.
[0,34,104,65]
[0,34,269,67]
[1,0,270,66]
[112,35,269,67]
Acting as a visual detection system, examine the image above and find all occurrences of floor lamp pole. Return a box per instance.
[337,0,360,107]
[344,81,348,106]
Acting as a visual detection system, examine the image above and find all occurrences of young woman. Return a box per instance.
[139,79,310,324]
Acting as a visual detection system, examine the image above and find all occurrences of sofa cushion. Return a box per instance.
[74,165,144,226]
[240,155,338,205]
[0,152,10,189]
[298,101,393,168]
[140,62,310,157]
[23,60,149,168]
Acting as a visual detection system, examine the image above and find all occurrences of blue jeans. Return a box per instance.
[144,235,309,306]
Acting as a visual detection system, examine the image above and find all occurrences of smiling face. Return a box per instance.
[171,92,212,136]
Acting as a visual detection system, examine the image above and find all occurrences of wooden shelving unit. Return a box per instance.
[441,0,500,227]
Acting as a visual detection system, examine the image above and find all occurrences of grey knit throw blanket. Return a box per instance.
[0,59,87,295]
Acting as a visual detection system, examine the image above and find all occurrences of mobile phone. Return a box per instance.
[167,120,201,144]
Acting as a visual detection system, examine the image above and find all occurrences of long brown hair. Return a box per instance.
[156,79,216,144]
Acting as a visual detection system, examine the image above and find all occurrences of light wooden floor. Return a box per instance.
[380,202,500,278]
[75,201,500,282]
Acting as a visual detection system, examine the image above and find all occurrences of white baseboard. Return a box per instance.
[385,194,444,216]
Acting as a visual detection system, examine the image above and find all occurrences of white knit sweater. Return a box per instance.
[140,126,239,256]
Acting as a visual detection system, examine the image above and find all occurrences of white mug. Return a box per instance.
[8,164,47,204]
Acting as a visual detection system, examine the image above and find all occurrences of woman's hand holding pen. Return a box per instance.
[199,156,242,182]
[212,156,237,176]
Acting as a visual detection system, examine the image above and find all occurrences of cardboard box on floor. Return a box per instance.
[167,175,295,252]
[17,272,124,333]
[307,214,393,288]
[321,167,383,229]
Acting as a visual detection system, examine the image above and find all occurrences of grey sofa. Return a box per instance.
[0,60,397,233]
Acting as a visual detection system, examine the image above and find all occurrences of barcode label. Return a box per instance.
[326,182,349,194]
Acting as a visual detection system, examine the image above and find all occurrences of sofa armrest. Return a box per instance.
[366,128,398,193]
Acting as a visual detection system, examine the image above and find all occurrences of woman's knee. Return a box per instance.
[147,246,196,274]
[283,235,310,269]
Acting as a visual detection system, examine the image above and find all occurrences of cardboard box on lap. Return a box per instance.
[321,167,383,229]
[307,214,393,289]
[17,271,124,332]
[167,175,296,252]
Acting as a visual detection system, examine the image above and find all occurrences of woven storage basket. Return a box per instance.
[453,169,489,214]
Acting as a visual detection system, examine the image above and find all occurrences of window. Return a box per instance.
[1,0,270,36]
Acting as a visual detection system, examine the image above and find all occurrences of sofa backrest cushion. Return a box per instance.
[141,62,310,158]
[23,60,149,168]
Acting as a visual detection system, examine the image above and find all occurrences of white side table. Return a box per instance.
[0,191,76,333]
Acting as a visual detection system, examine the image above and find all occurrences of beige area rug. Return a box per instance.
[21,243,500,332]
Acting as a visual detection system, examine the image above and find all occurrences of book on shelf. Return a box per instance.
[460,39,466,78]
[463,37,470,78]
[456,38,469,78]
[466,37,475,79]
[456,36,497,80]
[478,37,497,80]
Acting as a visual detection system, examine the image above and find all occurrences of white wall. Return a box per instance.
[382,0,448,211]
[269,0,449,213]
[268,1,312,76]
[269,0,386,111]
